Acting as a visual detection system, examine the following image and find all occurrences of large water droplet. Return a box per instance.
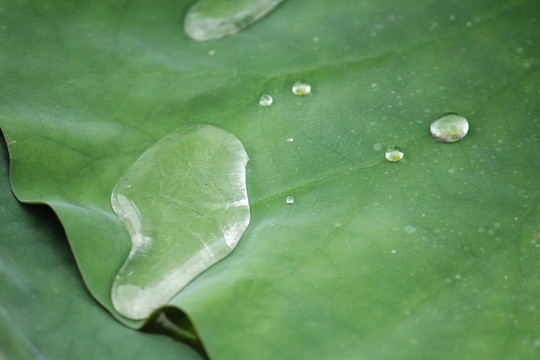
[111,124,250,319]
[385,146,403,162]
[292,82,311,95]
[430,113,469,142]
[259,94,273,106]
[184,0,284,41]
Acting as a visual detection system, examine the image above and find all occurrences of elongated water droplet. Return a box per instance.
[184,0,284,41]
[430,113,469,142]
[292,81,311,95]
[259,94,273,106]
[385,146,403,162]
[111,124,250,320]
[286,196,295,204]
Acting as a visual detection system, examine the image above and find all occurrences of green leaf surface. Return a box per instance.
[1,0,539,359]
[0,141,204,360]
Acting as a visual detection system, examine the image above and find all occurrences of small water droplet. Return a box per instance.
[208,50,215,56]
[385,146,403,162]
[286,196,295,204]
[286,137,294,143]
[430,113,469,142]
[373,143,382,151]
[259,94,273,106]
[391,249,397,254]
[292,81,311,95]
[404,225,416,234]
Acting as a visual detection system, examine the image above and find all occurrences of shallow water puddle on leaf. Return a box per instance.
[111,124,250,320]
[184,0,284,41]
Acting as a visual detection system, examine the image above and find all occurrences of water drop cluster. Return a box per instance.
[259,86,469,164]
[258,81,312,108]
[258,81,314,205]
[380,113,470,162]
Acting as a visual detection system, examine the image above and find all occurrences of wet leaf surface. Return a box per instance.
[1,0,539,359]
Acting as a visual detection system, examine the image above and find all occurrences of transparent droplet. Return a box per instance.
[184,0,284,41]
[259,94,273,106]
[111,125,250,320]
[286,196,295,204]
[292,82,311,95]
[404,225,417,233]
[286,137,294,143]
[385,146,403,162]
[430,113,469,142]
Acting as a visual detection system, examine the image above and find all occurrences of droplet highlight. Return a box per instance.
[286,196,295,204]
[184,0,284,41]
[111,124,250,320]
[259,94,273,106]
[292,82,311,95]
[385,146,403,162]
[430,113,469,143]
